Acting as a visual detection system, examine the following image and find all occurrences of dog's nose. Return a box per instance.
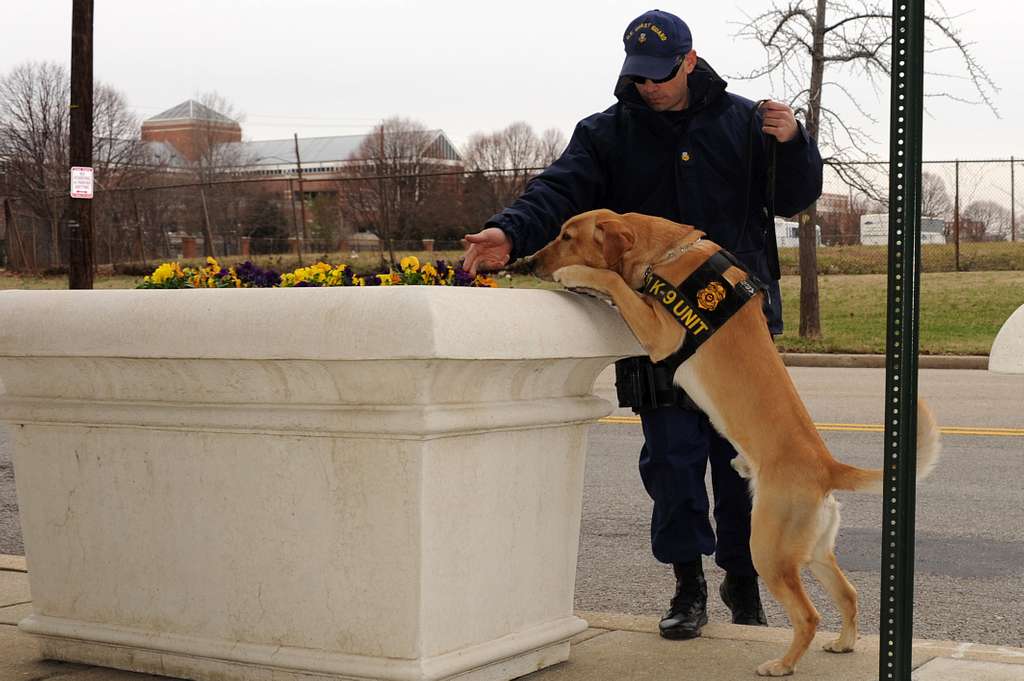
[505,256,534,275]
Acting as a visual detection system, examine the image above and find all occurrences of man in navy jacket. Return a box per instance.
[463,9,822,640]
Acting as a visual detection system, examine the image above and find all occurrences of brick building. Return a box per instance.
[141,100,242,162]
[139,100,464,252]
[813,191,859,245]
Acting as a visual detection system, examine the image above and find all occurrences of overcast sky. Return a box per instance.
[1,1,1018,164]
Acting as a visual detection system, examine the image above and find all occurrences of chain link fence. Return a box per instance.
[801,159,1023,274]
[2,160,1021,275]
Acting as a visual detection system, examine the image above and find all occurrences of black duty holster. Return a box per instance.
[614,356,699,414]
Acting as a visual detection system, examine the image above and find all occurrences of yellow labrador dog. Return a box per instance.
[519,208,940,677]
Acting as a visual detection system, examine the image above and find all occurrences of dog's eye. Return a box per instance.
[561,233,572,241]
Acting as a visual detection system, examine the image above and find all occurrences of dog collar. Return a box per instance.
[641,237,703,284]
[640,249,768,370]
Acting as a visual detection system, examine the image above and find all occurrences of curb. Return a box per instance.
[781,353,989,370]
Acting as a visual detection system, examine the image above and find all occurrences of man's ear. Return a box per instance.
[597,218,636,269]
[683,49,698,75]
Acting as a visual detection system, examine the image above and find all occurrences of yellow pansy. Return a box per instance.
[150,262,178,285]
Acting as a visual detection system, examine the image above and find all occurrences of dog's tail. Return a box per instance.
[829,400,941,494]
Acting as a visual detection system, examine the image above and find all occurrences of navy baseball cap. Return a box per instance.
[620,10,693,80]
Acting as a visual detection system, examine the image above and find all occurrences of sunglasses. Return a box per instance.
[629,58,683,85]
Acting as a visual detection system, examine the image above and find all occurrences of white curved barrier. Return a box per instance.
[0,287,641,681]
[988,303,1024,374]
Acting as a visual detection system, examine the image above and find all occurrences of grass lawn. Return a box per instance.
[3,265,1020,356]
[779,240,1024,274]
[0,271,140,289]
[776,271,1024,355]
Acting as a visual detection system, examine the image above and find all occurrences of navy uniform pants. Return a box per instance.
[638,404,757,577]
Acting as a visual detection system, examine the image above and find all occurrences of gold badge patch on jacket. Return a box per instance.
[697,282,727,311]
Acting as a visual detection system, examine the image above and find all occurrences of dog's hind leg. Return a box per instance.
[807,495,858,653]
[751,505,821,677]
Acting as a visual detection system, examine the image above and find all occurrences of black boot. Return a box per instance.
[659,560,708,640]
[719,573,768,626]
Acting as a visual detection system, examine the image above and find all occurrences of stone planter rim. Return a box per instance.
[0,287,641,361]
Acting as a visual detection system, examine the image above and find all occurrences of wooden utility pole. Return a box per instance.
[287,178,302,264]
[378,123,396,266]
[293,133,308,262]
[68,0,94,289]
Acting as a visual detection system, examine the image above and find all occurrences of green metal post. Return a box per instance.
[880,0,925,679]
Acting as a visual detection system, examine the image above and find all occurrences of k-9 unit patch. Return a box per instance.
[696,281,727,311]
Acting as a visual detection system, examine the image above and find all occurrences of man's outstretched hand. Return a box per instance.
[462,227,512,275]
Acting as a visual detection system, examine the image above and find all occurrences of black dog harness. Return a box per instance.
[639,249,768,371]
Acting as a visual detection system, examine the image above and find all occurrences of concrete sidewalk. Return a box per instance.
[3,556,1022,681]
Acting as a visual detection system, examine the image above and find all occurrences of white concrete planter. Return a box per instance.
[0,287,640,681]
[989,303,1024,374]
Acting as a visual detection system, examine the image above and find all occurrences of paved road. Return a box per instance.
[0,424,19,556]
[2,367,1022,647]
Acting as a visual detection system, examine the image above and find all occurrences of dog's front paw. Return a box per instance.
[756,659,794,677]
[552,265,598,289]
[553,266,615,301]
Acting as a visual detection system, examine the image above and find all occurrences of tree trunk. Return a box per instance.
[132,192,148,266]
[200,185,215,258]
[797,0,827,339]
[50,215,62,268]
[3,200,33,273]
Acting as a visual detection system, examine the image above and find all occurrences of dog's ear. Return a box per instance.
[597,217,636,269]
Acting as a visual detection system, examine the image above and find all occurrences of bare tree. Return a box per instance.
[90,83,151,267]
[962,199,1010,241]
[461,122,566,225]
[538,127,568,165]
[181,91,251,257]
[733,1,998,337]
[342,116,447,263]
[0,61,148,269]
[0,61,69,267]
[921,171,951,219]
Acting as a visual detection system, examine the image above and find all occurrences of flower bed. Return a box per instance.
[138,256,497,289]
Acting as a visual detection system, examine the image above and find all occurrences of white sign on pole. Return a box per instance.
[70,166,94,199]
